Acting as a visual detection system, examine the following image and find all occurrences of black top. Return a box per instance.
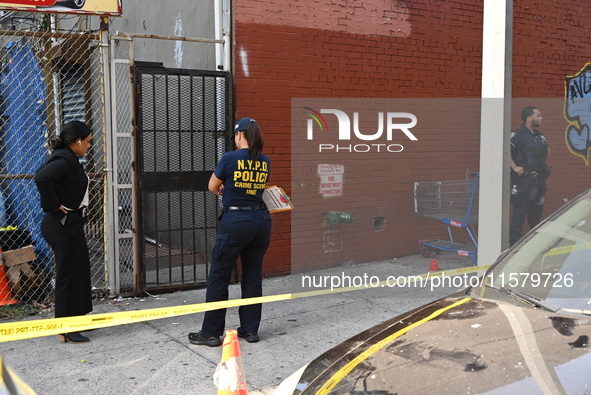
[35,147,88,212]
[511,125,549,172]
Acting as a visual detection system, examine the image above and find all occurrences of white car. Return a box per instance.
[54,0,86,9]
[278,187,591,394]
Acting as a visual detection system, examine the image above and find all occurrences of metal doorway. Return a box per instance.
[134,63,230,293]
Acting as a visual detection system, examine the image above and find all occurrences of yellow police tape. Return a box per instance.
[0,264,490,342]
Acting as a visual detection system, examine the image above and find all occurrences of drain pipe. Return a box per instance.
[326,211,355,225]
[215,0,231,72]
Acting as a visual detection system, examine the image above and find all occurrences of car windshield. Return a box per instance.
[473,189,591,314]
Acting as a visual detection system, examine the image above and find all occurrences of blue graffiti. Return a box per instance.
[565,64,591,164]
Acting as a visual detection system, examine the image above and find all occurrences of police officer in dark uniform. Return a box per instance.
[509,106,551,246]
[189,117,272,347]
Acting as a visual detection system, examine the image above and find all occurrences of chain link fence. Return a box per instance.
[109,35,134,295]
[0,12,227,310]
[0,13,107,308]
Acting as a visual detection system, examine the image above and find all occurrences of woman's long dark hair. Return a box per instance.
[244,121,265,162]
[49,121,91,151]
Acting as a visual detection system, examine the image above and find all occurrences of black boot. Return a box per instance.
[58,332,90,343]
[188,331,221,347]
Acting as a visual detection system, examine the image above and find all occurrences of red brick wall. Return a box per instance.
[512,3,591,215]
[233,0,591,276]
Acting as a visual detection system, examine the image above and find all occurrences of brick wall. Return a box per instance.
[234,0,591,276]
[512,3,591,214]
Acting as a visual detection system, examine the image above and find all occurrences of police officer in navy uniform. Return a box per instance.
[189,117,272,347]
[509,106,551,246]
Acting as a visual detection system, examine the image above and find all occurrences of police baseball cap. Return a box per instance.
[234,117,256,132]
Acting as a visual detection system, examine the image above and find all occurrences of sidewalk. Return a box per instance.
[0,254,474,394]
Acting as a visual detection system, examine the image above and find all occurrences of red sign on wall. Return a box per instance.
[2,0,55,5]
[318,164,344,198]
[0,0,122,16]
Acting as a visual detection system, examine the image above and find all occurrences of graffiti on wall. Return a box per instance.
[565,63,591,165]
[322,229,343,254]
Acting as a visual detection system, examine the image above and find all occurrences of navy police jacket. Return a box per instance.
[510,125,549,172]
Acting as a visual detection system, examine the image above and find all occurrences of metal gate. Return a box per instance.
[134,63,230,293]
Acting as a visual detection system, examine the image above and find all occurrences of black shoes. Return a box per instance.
[58,332,90,343]
[188,331,221,347]
[237,327,259,343]
[188,329,259,346]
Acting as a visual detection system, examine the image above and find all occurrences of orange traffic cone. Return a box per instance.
[429,259,439,272]
[214,329,248,394]
[0,264,18,306]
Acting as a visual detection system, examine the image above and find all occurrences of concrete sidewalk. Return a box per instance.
[0,254,474,394]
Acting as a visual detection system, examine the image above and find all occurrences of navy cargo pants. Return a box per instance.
[201,208,272,337]
[509,175,546,246]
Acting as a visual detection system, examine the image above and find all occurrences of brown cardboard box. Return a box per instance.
[3,245,37,267]
[3,246,40,295]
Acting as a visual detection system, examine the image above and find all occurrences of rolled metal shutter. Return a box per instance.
[62,68,85,123]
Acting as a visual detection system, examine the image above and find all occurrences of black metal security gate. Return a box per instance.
[134,63,230,293]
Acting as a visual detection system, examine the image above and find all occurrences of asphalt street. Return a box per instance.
[0,254,474,394]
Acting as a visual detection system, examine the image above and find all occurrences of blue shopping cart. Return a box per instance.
[414,173,479,265]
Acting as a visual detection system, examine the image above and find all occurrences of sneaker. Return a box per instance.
[188,331,221,347]
[237,327,260,343]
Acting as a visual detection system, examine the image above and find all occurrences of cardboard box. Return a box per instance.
[3,246,40,295]
[3,245,37,267]
[262,186,293,213]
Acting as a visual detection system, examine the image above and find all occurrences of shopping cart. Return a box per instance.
[414,173,479,265]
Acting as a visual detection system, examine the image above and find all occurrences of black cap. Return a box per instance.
[234,117,256,132]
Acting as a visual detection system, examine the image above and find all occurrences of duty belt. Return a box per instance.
[223,204,267,212]
[524,169,549,178]
[67,206,88,217]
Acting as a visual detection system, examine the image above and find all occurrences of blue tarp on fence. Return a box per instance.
[0,40,51,266]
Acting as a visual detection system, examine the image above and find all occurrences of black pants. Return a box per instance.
[509,176,546,246]
[41,211,92,318]
[201,209,272,337]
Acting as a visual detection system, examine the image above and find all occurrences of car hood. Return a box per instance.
[292,293,591,394]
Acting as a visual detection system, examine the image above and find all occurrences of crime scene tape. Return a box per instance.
[0,264,490,342]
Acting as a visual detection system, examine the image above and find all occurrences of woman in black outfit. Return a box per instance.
[35,121,93,343]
